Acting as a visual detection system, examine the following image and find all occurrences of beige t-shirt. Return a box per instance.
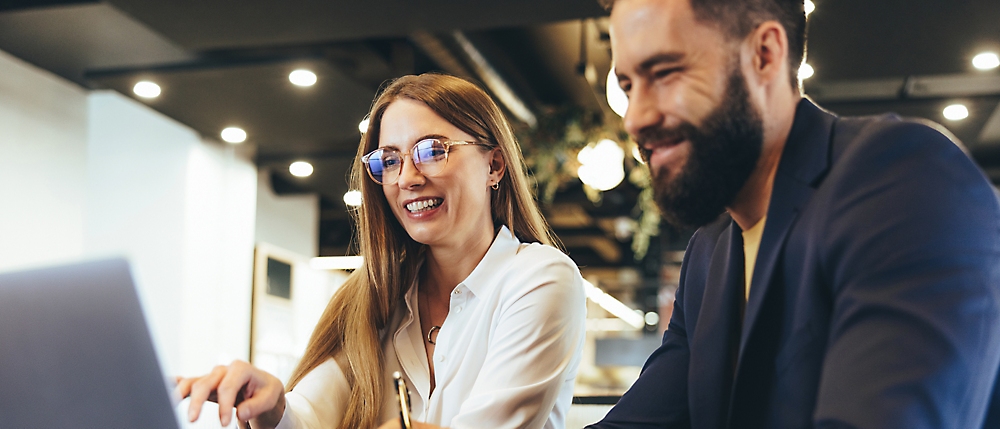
[742,216,767,301]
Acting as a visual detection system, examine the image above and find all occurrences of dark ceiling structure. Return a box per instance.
[1,0,998,282]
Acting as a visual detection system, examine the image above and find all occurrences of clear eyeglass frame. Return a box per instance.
[361,138,491,185]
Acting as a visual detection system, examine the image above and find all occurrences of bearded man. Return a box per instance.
[587,0,1000,428]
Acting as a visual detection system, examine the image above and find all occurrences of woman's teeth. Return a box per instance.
[406,198,443,213]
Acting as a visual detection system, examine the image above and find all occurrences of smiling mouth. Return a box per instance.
[405,198,443,213]
[646,136,684,150]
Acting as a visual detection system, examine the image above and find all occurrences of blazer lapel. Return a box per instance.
[739,99,836,353]
[728,100,837,426]
[689,221,746,429]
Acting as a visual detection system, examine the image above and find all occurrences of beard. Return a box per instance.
[637,67,764,229]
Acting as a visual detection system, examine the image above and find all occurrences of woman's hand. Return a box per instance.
[175,360,286,428]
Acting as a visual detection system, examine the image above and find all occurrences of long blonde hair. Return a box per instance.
[285,73,558,429]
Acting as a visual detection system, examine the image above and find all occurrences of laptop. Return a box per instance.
[0,258,180,428]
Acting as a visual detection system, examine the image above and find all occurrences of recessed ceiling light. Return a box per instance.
[289,161,314,177]
[606,68,629,118]
[804,0,815,17]
[972,52,1000,70]
[343,190,363,207]
[943,104,969,121]
[133,81,161,99]
[798,63,815,80]
[220,127,247,143]
[289,69,317,87]
[359,118,370,134]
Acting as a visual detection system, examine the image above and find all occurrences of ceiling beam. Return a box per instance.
[979,103,1000,144]
[807,73,1000,103]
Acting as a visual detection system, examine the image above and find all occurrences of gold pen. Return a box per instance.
[393,371,413,429]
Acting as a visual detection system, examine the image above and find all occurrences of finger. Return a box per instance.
[217,362,254,427]
[173,377,198,403]
[235,378,282,423]
[187,366,228,422]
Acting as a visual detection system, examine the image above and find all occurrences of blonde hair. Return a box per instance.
[286,73,558,429]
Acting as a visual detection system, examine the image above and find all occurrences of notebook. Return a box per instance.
[0,258,180,428]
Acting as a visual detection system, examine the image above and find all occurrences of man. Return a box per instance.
[588,0,1000,428]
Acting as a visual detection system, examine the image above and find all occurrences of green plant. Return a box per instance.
[516,106,660,260]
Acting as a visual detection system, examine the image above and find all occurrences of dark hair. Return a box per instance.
[602,0,806,88]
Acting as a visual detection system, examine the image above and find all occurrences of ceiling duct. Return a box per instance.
[409,30,538,128]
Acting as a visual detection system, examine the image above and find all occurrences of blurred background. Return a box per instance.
[1,0,998,426]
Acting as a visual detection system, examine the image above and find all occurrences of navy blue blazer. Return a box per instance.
[589,99,1000,429]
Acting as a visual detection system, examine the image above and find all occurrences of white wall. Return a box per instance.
[0,46,333,427]
[85,90,259,376]
[0,49,88,271]
[255,170,319,258]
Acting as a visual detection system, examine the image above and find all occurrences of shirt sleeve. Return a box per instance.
[447,251,587,429]
[274,358,351,429]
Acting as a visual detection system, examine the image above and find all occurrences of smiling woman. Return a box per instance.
[176,73,587,429]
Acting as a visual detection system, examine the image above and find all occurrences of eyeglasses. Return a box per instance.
[361,138,491,185]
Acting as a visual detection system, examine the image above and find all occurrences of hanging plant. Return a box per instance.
[515,106,660,260]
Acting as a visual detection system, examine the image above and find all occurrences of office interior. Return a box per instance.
[0,0,998,427]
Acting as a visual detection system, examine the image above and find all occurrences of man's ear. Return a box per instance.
[747,20,791,88]
[488,148,506,184]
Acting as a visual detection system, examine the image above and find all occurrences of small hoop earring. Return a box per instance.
[491,181,500,190]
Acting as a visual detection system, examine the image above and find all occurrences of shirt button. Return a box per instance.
[455,306,463,313]
[453,289,461,295]
[437,355,445,363]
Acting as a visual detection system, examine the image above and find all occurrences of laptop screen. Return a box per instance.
[0,258,180,428]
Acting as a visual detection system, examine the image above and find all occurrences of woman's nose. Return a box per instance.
[395,155,425,188]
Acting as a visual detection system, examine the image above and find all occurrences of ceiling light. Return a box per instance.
[343,190,363,207]
[220,127,247,144]
[358,118,370,134]
[943,104,969,121]
[289,69,317,87]
[606,68,629,117]
[798,63,815,80]
[972,52,1000,70]
[804,0,815,17]
[133,81,161,99]
[289,161,314,177]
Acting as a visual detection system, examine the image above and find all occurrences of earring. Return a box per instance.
[491,181,500,190]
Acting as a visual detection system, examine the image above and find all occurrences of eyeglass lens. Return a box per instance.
[366,139,449,185]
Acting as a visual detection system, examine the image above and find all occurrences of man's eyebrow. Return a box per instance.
[637,52,686,71]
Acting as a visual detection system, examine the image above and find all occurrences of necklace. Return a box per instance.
[427,325,441,344]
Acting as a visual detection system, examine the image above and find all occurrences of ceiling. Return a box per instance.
[1,0,998,283]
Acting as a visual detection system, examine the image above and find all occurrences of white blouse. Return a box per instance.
[275,226,587,429]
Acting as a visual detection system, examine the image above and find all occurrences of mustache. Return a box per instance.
[634,122,697,161]
[634,124,688,146]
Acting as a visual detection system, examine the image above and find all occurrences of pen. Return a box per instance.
[393,371,413,429]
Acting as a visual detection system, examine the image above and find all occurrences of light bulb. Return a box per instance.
[221,127,247,144]
[133,81,161,98]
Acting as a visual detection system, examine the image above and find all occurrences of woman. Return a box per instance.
[177,73,586,429]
